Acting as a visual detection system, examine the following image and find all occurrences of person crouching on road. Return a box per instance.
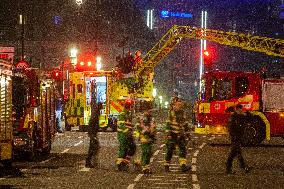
[85,102,103,168]
[136,108,156,174]
[116,99,136,171]
[225,104,252,174]
[164,97,190,172]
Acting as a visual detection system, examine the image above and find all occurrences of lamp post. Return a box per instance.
[159,95,163,110]
[96,56,102,71]
[152,88,157,108]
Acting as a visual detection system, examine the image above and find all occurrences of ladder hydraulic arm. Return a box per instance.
[137,25,284,76]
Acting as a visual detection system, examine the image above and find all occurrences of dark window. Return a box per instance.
[211,77,233,101]
[77,84,83,93]
[235,77,249,97]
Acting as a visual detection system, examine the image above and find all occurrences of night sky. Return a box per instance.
[0,0,283,100]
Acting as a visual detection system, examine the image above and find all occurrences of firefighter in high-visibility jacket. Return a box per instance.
[136,109,156,174]
[116,99,136,171]
[164,98,190,172]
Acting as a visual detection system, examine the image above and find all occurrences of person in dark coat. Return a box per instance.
[85,102,103,168]
[226,104,252,174]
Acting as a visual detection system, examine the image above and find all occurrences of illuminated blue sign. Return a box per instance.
[160,10,193,19]
[280,4,284,19]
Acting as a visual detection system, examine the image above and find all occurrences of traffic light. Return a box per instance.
[52,70,62,81]
[203,50,212,64]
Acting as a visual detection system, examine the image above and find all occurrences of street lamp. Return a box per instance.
[96,56,102,71]
[152,88,157,98]
[76,0,83,5]
[70,48,78,66]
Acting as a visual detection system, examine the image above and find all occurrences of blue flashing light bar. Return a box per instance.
[161,10,193,19]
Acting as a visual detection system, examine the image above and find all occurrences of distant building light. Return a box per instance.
[160,10,193,19]
[54,16,61,25]
[76,0,83,5]
[147,9,154,29]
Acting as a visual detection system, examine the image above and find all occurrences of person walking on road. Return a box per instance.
[116,99,136,171]
[136,108,156,174]
[164,93,190,172]
[226,104,252,174]
[85,102,103,168]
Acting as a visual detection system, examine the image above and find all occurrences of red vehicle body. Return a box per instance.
[12,68,56,159]
[195,70,284,145]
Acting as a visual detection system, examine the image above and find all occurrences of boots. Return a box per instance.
[165,165,170,172]
[142,168,153,174]
[117,162,129,171]
[244,166,253,173]
[180,164,190,172]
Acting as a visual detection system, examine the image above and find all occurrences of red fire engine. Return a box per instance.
[195,70,284,145]
[12,67,56,159]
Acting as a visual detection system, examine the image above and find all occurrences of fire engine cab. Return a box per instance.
[195,70,284,145]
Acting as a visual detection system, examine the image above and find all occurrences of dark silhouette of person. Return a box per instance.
[226,104,252,174]
[85,102,103,168]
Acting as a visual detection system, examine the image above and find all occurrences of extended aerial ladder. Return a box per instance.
[137,25,284,77]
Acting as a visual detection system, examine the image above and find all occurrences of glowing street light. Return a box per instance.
[96,56,102,71]
[153,88,157,98]
[165,101,169,109]
[76,0,83,5]
[159,96,163,104]
[70,48,78,65]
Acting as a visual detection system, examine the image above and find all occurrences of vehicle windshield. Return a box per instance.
[211,77,233,101]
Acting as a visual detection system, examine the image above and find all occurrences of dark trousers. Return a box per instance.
[226,141,246,169]
[86,136,100,165]
[165,134,187,166]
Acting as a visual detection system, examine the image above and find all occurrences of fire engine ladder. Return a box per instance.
[137,25,284,76]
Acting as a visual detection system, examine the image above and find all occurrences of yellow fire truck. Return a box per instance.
[64,70,153,132]
[0,60,13,165]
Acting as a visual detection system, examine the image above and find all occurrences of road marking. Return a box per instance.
[40,157,55,164]
[191,165,197,172]
[192,174,198,182]
[193,184,200,189]
[61,149,70,153]
[134,174,144,182]
[127,184,135,189]
[192,158,197,164]
[153,150,160,156]
[74,140,83,146]
[199,143,206,149]
[193,150,199,157]
[79,167,90,172]
[146,178,162,181]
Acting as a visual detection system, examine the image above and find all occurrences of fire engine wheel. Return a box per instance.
[241,116,266,146]
[41,139,51,157]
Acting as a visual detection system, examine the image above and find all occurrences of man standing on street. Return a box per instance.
[85,102,103,168]
[164,92,190,172]
[116,99,136,171]
[136,108,156,174]
[226,104,252,174]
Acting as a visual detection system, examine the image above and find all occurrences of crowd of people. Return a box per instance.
[86,91,252,175]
